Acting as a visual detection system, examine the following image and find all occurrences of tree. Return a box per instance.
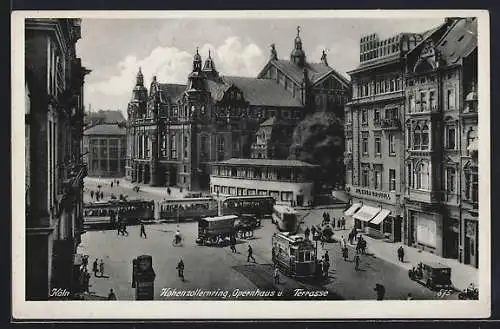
[289,112,344,191]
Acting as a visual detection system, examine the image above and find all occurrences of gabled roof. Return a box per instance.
[158,83,187,103]
[84,124,126,136]
[215,76,303,108]
[259,59,350,88]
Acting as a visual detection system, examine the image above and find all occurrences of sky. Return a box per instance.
[76,15,446,115]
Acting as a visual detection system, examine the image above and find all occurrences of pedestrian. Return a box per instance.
[92,259,98,277]
[176,258,185,281]
[99,259,104,277]
[304,226,310,240]
[247,245,256,263]
[90,190,94,199]
[342,246,349,261]
[167,187,171,196]
[107,289,117,300]
[374,284,386,301]
[140,222,147,238]
[342,217,346,229]
[96,193,100,201]
[324,250,330,263]
[84,268,90,293]
[230,235,237,253]
[323,259,330,278]
[82,255,88,270]
[274,266,280,285]
[101,191,104,199]
[340,235,346,250]
[407,293,413,300]
[354,252,360,270]
[331,217,335,229]
[398,246,405,262]
[116,180,119,187]
[111,182,114,188]
[122,223,129,236]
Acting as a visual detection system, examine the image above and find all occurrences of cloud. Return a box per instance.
[85,36,265,112]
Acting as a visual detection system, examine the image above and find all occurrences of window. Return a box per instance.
[374,136,382,155]
[346,138,353,153]
[409,95,415,113]
[281,191,293,201]
[345,112,352,124]
[389,169,396,191]
[413,125,421,149]
[447,89,455,110]
[374,109,381,124]
[389,134,396,154]
[361,110,368,124]
[446,127,456,149]
[407,163,412,188]
[374,168,382,190]
[465,171,478,203]
[419,91,427,112]
[421,125,429,150]
[200,135,209,158]
[170,135,177,159]
[361,166,369,187]
[362,134,369,154]
[429,90,436,110]
[467,129,477,156]
[415,162,429,190]
[217,136,225,161]
[446,167,456,192]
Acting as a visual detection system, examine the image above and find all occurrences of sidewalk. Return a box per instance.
[300,210,478,291]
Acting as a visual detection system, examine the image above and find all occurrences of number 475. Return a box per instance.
[437,289,453,298]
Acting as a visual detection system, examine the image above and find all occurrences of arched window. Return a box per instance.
[415,162,429,190]
[413,125,421,150]
[421,125,429,150]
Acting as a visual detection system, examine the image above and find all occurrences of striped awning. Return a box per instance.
[344,203,362,216]
[353,205,381,222]
[370,209,391,225]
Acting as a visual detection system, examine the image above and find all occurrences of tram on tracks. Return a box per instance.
[83,199,154,229]
[221,195,275,218]
[158,197,218,221]
[272,232,317,279]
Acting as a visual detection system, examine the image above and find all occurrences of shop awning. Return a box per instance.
[353,205,381,222]
[344,203,362,216]
[467,140,478,152]
[370,209,391,225]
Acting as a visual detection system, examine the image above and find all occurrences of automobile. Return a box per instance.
[235,213,261,230]
[408,261,452,290]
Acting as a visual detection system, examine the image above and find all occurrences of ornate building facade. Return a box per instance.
[25,18,90,299]
[125,29,350,191]
[344,17,478,268]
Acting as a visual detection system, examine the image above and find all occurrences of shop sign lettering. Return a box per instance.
[348,185,395,203]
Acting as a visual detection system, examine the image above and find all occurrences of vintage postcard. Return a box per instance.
[12,10,490,319]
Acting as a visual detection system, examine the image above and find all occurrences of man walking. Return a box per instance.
[374,284,386,301]
[107,289,117,300]
[99,259,104,277]
[140,221,147,239]
[90,190,94,199]
[274,266,280,285]
[324,250,330,264]
[230,235,237,253]
[92,258,99,277]
[397,246,405,262]
[342,245,349,261]
[176,258,185,281]
[247,245,256,263]
[354,252,360,270]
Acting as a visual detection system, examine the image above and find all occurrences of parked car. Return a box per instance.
[408,261,452,290]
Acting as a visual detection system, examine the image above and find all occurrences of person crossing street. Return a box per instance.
[176,258,185,281]
[140,221,147,239]
[247,244,256,263]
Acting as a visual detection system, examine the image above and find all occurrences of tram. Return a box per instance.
[196,215,239,246]
[272,232,317,279]
[272,205,299,233]
[83,199,154,229]
[158,197,218,221]
[221,196,275,217]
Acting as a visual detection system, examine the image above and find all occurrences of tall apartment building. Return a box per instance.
[25,18,91,299]
[344,31,423,242]
[344,17,478,268]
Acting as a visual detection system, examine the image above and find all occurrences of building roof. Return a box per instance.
[271,59,350,87]
[222,76,303,107]
[435,18,477,66]
[212,158,318,168]
[158,83,187,102]
[85,110,126,124]
[83,123,126,136]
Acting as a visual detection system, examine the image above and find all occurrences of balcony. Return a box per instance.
[380,118,401,130]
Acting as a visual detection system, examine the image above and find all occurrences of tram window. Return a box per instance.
[304,252,312,262]
[298,252,305,262]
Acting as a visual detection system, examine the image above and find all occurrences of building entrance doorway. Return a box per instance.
[296,195,304,207]
[393,216,402,242]
[445,231,459,260]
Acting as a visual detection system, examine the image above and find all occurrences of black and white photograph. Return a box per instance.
[12,10,490,319]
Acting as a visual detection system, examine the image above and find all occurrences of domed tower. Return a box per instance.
[128,67,148,119]
[290,26,306,67]
[187,48,206,94]
[202,49,219,80]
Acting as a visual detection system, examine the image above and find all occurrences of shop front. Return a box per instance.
[406,207,444,256]
[345,185,402,241]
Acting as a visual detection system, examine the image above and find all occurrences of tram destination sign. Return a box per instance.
[346,185,397,203]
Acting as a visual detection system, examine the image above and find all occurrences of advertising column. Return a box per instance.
[132,255,156,300]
